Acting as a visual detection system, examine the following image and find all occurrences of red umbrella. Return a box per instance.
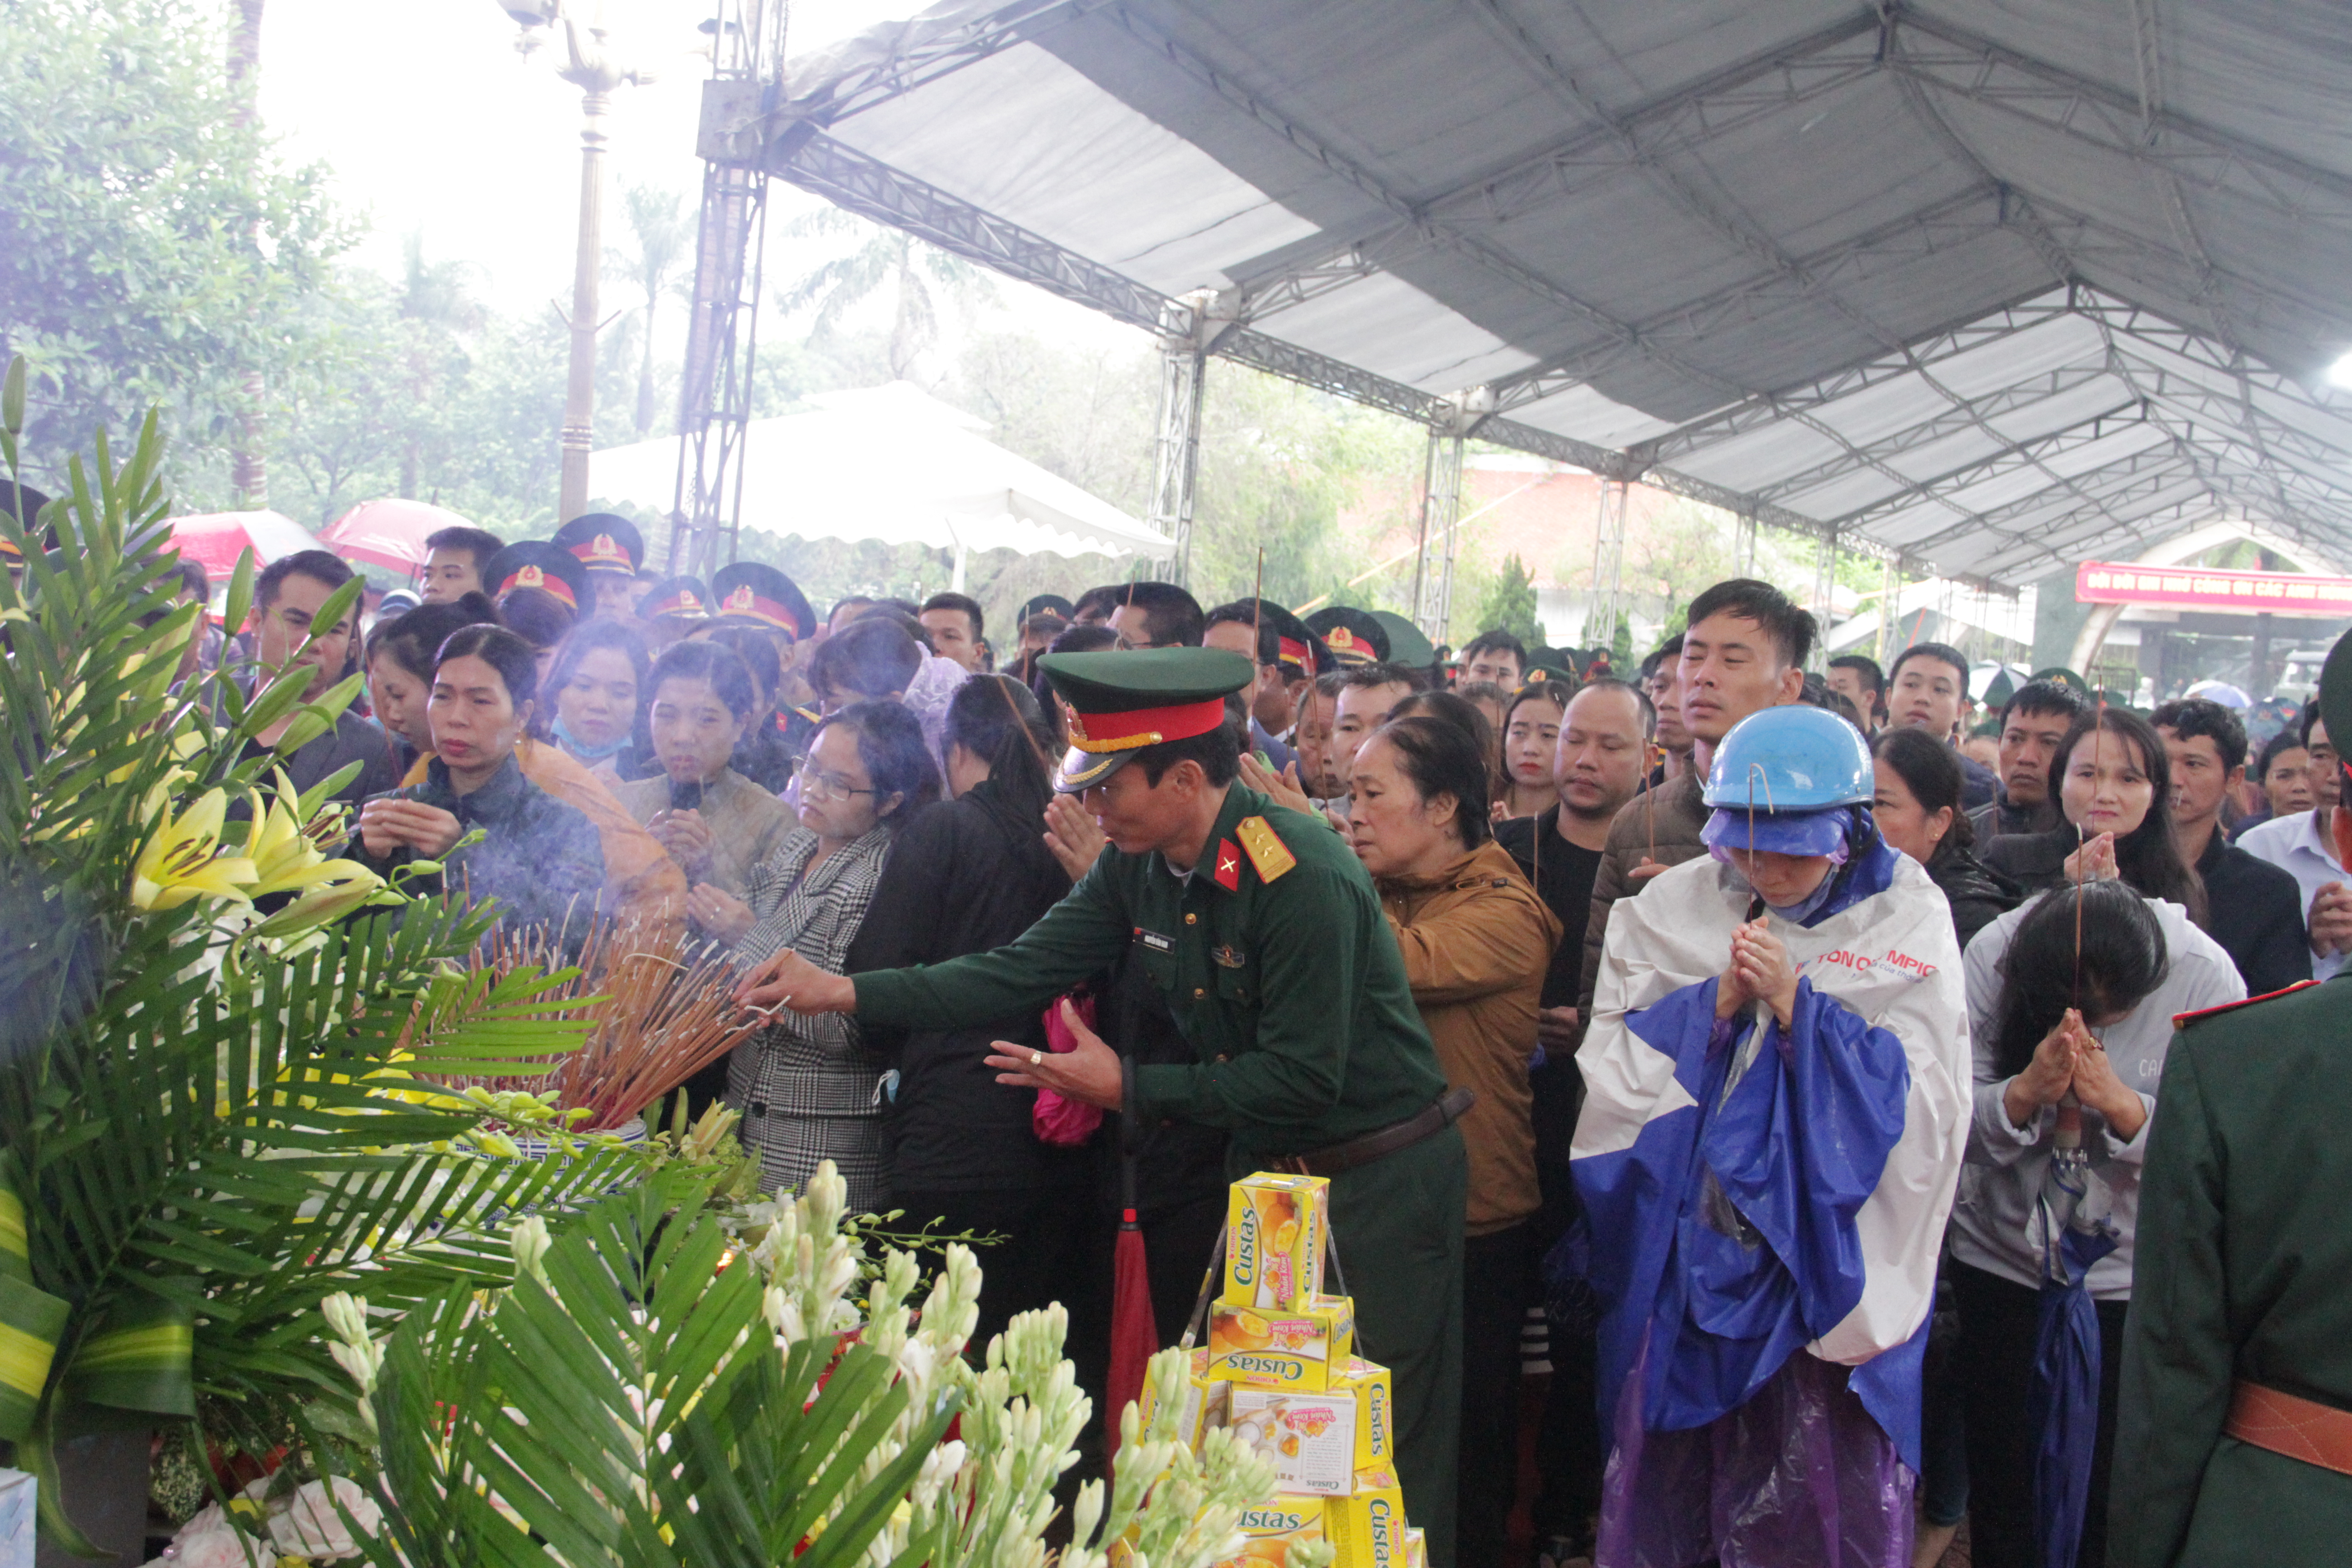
[167,510,321,585]
[1105,1156,1159,1469]
[318,498,483,578]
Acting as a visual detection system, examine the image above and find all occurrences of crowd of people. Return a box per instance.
[173,502,2352,1568]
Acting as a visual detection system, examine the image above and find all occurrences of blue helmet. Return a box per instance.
[1703,704,1873,811]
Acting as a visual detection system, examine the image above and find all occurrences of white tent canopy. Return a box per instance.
[761,0,2352,590]
[592,382,1169,581]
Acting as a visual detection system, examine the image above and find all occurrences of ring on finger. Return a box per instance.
[1029,1050,1044,1067]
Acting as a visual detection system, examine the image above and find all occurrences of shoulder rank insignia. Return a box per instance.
[2174,979,2318,1028]
[1235,815,1296,884]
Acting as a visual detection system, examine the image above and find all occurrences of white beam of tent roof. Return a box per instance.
[759,0,2352,591]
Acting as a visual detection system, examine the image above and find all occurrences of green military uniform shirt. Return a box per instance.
[853,783,1450,1163]
[2111,970,2352,1567]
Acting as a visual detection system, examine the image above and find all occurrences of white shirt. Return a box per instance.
[2236,807,2346,981]
[1950,893,2244,1300]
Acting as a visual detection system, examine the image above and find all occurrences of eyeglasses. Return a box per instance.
[798,768,879,801]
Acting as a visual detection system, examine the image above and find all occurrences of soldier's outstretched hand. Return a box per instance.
[986,998,1124,1111]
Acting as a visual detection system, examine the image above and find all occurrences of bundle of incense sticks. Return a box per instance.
[431,913,759,1131]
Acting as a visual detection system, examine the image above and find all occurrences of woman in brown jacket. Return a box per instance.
[1349,714,1561,1568]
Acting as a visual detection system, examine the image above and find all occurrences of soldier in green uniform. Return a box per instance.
[2110,627,2352,1568]
[737,647,1470,1565]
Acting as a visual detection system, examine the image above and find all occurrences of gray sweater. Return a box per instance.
[1950,891,2242,1300]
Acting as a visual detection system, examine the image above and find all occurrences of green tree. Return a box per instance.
[608,184,692,440]
[1469,551,1542,644]
[0,0,348,503]
[779,210,994,384]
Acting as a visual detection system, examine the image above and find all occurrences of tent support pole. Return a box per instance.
[1148,298,1209,588]
[1412,425,1465,645]
[1812,534,1838,670]
[1587,476,1628,655]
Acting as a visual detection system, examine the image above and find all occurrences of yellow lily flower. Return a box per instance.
[244,870,391,942]
[130,788,257,911]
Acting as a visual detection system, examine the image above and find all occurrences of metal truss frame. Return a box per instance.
[760,12,2352,593]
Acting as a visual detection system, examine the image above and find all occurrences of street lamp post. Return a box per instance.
[492,0,651,526]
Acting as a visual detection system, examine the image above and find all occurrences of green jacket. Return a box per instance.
[853,784,1450,1164]
[2112,970,2352,1567]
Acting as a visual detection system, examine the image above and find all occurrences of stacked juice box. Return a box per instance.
[1191,1174,1415,1568]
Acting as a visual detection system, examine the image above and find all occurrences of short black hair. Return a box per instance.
[1204,601,1282,665]
[852,604,934,654]
[2302,697,2327,748]
[1337,661,1428,695]
[2255,726,2308,781]
[1390,690,1496,769]
[813,699,942,826]
[1999,679,2089,729]
[706,626,783,706]
[648,637,757,720]
[1112,581,1205,648]
[434,622,542,710]
[920,591,984,639]
[1460,629,1528,669]
[366,593,501,683]
[255,549,354,612]
[1872,725,1973,853]
[2151,696,2249,774]
[1640,634,1684,681]
[1828,653,1884,698]
[1072,583,1129,623]
[423,525,505,569]
[498,586,575,651]
[545,616,650,708]
[1568,676,1657,739]
[1374,714,1494,850]
[810,616,923,702]
[1888,642,1970,700]
[1683,578,1815,669]
[1991,881,2168,1079]
[174,559,210,601]
[1136,722,1240,789]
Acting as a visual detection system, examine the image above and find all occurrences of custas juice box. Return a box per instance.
[1224,1172,1329,1312]
[1210,1294,1355,1390]
[1216,1495,1325,1568]
[1327,1470,1409,1568]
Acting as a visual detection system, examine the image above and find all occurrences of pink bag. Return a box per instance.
[1031,991,1106,1147]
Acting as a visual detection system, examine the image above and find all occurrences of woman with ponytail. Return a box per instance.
[845,674,1083,1347]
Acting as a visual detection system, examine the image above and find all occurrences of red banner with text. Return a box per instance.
[2075,561,2352,616]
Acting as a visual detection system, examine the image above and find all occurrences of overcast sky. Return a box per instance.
[257,0,930,312]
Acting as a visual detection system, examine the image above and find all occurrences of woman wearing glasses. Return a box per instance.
[724,700,941,1210]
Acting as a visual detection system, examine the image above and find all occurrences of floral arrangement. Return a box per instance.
[0,364,643,1553]
[250,1162,1313,1568]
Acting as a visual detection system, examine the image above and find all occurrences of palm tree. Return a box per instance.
[608,185,693,439]
[779,209,992,383]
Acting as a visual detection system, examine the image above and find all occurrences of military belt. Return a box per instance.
[1285,1086,1476,1178]
[2225,1380,2352,1477]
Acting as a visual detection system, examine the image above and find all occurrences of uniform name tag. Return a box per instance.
[1134,928,1175,954]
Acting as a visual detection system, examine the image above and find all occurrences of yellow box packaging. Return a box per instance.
[1228,1388,1358,1495]
[1327,1469,1409,1568]
[1224,1172,1330,1311]
[1328,1357,1393,1469]
[1137,1348,1228,1451]
[1216,1495,1325,1568]
[1403,1526,1426,1568]
[1210,1294,1355,1390]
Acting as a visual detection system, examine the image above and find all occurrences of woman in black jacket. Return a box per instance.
[1980,706,2208,922]
[845,675,1079,1348]
[1872,727,2024,954]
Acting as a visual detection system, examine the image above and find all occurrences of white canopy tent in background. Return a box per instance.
[591,382,1171,587]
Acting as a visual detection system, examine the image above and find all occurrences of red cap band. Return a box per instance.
[643,590,705,618]
[499,564,576,609]
[1278,635,1310,670]
[567,532,633,571]
[718,584,805,637]
[1067,695,1228,752]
